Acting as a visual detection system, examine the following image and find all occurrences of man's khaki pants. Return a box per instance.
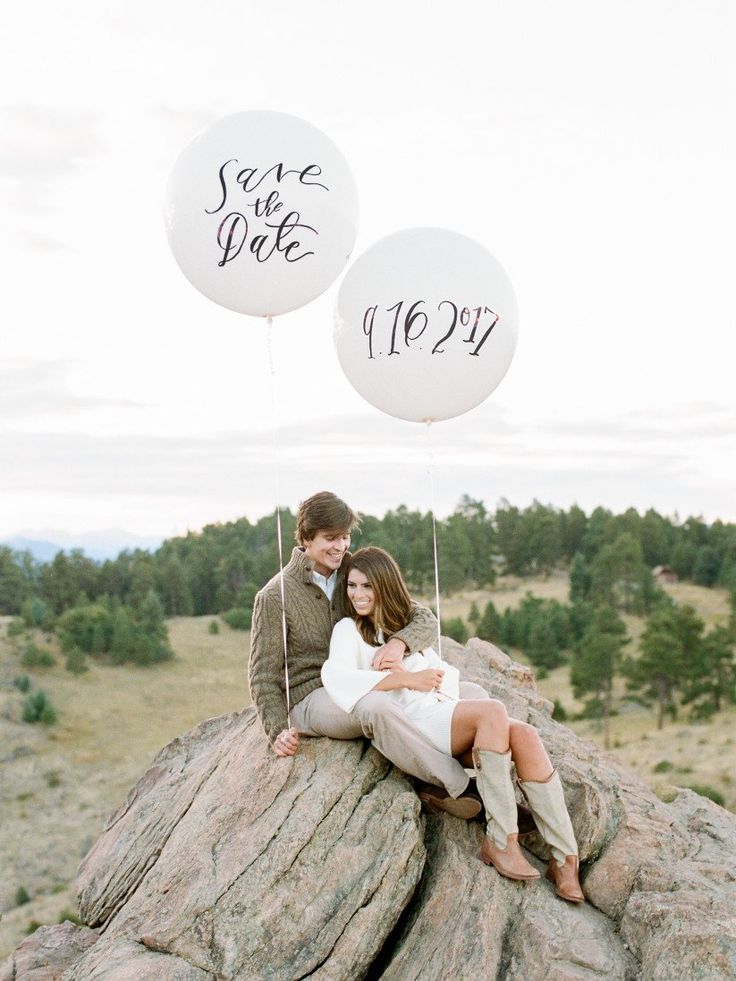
[290,682,490,799]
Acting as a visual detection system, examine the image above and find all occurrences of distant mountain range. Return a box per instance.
[1,529,165,563]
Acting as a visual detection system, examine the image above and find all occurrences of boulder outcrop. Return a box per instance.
[3,639,735,980]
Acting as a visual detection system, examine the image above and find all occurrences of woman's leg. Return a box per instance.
[451,700,539,881]
[450,699,510,758]
[508,719,584,902]
[508,719,554,782]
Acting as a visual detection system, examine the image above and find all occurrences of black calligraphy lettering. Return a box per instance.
[298,164,329,190]
[250,190,284,218]
[205,158,238,215]
[264,211,317,262]
[216,212,248,266]
[469,307,501,356]
[433,300,458,353]
[386,300,403,355]
[235,161,329,195]
[363,305,377,359]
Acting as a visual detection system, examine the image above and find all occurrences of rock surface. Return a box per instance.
[0,921,97,981]
[4,638,736,980]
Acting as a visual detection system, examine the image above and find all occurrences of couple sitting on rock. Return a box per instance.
[249,491,584,903]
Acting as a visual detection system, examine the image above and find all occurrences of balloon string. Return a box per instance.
[425,420,442,658]
[267,316,291,730]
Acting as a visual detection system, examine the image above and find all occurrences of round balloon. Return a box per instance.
[165,111,359,317]
[334,228,519,422]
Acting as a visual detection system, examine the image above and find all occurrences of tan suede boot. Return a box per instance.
[518,770,584,903]
[473,748,541,882]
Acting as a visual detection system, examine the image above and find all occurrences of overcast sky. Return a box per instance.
[2,0,735,540]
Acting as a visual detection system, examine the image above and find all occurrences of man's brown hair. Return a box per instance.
[343,547,412,646]
[295,491,360,545]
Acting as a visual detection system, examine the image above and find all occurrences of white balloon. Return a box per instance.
[165,111,359,317]
[334,228,519,422]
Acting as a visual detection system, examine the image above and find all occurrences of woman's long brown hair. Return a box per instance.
[343,547,412,646]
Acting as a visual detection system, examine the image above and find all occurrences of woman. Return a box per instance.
[322,547,584,903]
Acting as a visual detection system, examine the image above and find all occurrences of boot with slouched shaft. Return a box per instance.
[518,770,584,903]
[473,747,540,882]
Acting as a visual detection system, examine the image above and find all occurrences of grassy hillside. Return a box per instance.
[0,616,248,959]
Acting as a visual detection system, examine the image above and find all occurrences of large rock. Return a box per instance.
[4,638,736,979]
[70,712,425,980]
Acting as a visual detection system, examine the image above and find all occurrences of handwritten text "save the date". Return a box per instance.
[205,160,328,268]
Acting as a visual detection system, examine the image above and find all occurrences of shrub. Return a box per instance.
[25,920,42,935]
[45,770,61,787]
[13,674,31,692]
[15,886,31,906]
[688,701,717,722]
[653,760,674,773]
[579,697,604,720]
[654,785,678,804]
[208,619,220,635]
[7,618,26,638]
[65,647,88,674]
[552,699,568,721]
[57,908,84,926]
[104,596,172,666]
[223,607,253,631]
[57,604,113,655]
[686,784,725,807]
[22,690,57,725]
[443,617,469,644]
[21,596,56,631]
[21,642,55,669]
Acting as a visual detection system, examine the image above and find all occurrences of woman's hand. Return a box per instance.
[407,668,445,692]
[273,728,299,757]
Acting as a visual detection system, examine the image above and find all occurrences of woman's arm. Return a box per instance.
[322,619,389,712]
[373,667,445,693]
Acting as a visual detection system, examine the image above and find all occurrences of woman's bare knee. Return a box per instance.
[509,719,540,750]
[509,719,552,780]
[483,699,509,732]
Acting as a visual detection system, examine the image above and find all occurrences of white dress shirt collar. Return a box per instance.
[311,568,337,600]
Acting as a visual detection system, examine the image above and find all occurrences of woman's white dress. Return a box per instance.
[322,617,460,755]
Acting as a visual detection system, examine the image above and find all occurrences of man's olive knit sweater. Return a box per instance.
[249,546,438,743]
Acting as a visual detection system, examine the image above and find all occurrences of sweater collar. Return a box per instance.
[286,546,315,583]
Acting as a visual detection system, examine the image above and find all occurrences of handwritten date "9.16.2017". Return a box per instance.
[361,300,501,359]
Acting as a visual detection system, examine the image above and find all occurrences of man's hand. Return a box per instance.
[273,728,299,757]
[372,637,408,671]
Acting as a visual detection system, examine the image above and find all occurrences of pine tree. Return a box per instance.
[526,616,564,671]
[569,553,591,603]
[681,625,736,716]
[467,601,481,626]
[138,589,173,663]
[443,617,469,644]
[571,606,628,747]
[624,605,703,729]
[589,533,659,613]
[476,600,502,644]
[692,546,721,587]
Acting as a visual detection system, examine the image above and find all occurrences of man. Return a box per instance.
[249,490,489,818]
